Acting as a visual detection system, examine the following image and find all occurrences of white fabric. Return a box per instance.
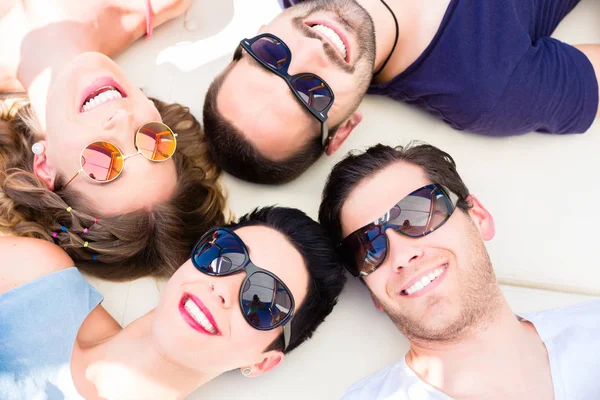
[342,299,600,400]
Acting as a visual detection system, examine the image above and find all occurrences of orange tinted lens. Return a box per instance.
[81,141,124,182]
[136,122,176,161]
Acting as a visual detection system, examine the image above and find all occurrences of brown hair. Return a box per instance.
[0,93,228,280]
[319,142,472,245]
[202,50,328,185]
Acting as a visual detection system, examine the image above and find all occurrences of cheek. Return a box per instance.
[365,273,388,299]
[133,92,162,122]
[230,317,278,355]
[44,137,86,177]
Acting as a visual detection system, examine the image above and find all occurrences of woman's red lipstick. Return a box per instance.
[179,293,222,336]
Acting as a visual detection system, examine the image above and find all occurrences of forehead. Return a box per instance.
[235,225,309,305]
[340,162,431,238]
[217,57,315,161]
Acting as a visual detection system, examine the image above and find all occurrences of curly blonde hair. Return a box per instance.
[0,93,228,280]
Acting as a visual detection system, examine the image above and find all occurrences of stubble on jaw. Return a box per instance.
[375,221,503,343]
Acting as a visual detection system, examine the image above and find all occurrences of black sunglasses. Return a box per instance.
[240,33,336,148]
[340,184,459,277]
[191,227,295,349]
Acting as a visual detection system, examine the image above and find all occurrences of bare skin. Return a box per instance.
[223,0,600,161]
[0,230,308,399]
[340,162,555,399]
[0,0,191,92]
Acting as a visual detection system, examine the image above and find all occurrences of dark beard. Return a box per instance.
[288,0,376,76]
[380,223,502,343]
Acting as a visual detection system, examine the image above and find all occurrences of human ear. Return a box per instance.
[31,141,56,190]
[370,292,385,312]
[325,111,362,156]
[241,350,285,377]
[466,195,495,241]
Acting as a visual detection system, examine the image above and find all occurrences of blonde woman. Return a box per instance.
[0,0,227,279]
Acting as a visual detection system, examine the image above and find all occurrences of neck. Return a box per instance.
[80,311,217,400]
[405,298,547,397]
[356,0,450,82]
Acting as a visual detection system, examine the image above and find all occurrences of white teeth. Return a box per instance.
[311,24,347,59]
[82,89,122,112]
[184,299,218,334]
[405,266,447,295]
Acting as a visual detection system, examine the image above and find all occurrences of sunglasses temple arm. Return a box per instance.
[62,170,82,189]
[425,191,435,231]
[283,323,291,351]
[321,122,331,148]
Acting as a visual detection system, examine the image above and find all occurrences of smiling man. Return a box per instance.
[203,0,599,184]
[318,143,600,399]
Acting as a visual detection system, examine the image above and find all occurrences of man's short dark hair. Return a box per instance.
[203,56,330,185]
[319,142,472,245]
[227,206,346,353]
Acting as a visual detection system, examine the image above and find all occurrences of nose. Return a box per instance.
[287,37,329,76]
[209,272,246,310]
[103,109,134,131]
[385,229,424,273]
[102,109,140,154]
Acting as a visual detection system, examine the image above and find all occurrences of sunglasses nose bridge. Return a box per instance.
[122,150,142,160]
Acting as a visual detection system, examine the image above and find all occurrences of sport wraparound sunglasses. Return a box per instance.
[63,121,177,188]
[191,227,295,350]
[239,33,335,148]
[340,184,459,277]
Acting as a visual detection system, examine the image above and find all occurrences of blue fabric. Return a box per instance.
[279,0,598,136]
[0,268,103,400]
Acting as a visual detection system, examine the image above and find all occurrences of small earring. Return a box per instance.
[209,281,215,290]
[31,142,45,155]
[241,368,252,376]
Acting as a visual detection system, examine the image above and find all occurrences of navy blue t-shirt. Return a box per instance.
[279,0,598,136]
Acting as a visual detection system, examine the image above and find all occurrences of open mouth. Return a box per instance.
[401,264,448,296]
[80,78,127,113]
[179,293,221,336]
[307,21,349,62]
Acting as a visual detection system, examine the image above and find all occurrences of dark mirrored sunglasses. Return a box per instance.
[191,228,294,349]
[241,33,335,147]
[340,184,459,277]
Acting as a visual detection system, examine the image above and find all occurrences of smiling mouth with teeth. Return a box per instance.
[180,294,221,336]
[81,86,124,113]
[402,265,448,296]
[310,24,348,61]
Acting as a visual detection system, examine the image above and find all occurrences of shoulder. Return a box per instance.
[523,299,600,342]
[342,360,412,400]
[0,236,74,294]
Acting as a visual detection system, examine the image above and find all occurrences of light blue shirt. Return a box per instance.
[0,267,103,400]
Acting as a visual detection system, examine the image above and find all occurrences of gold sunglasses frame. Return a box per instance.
[62,121,178,188]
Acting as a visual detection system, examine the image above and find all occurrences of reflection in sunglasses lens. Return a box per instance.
[251,37,289,70]
[136,122,176,161]
[293,75,332,111]
[81,141,124,182]
[242,272,292,329]
[348,185,455,276]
